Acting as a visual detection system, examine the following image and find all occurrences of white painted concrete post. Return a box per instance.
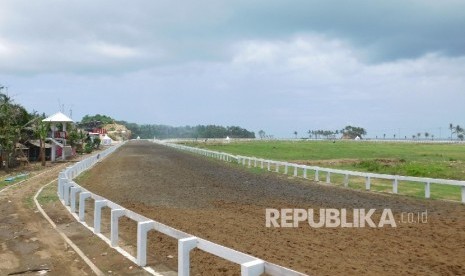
[254,158,257,167]
[425,182,431,198]
[284,164,288,174]
[462,186,465,204]
[63,181,73,205]
[260,160,264,169]
[111,209,126,247]
[137,221,155,266]
[248,158,251,168]
[241,260,265,276]
[58,172,66,198]
[93,200,108,234]
[315,170,319,181]
[178,237,198,276]
[242,158,246,166]
[326,172,331,184]
[365,176,371,190]
[267,161,270,171]
[275,163,279,173]
[70,187,81,213]
[303,168,307,179]
[393,178,398,194]
[344,174,349,187]
[79,192,91,222]
[293,166,297,177]
[58,177,67,200]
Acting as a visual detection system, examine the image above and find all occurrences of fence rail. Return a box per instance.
[156,140,465,203]
[58,141,306,276]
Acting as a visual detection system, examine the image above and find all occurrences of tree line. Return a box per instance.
[79,114,256,139]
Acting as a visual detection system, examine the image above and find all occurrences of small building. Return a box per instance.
[42,112,74,162]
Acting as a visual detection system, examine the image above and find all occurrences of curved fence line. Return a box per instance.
[156,140,465,203]
[57,141,306,276]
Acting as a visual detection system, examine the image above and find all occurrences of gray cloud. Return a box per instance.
[1,1,464,138]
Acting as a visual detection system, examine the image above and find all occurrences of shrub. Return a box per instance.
[93,137,101,149]
[84,143,93,153]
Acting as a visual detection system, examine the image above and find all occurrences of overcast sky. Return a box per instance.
[1,0,464,138]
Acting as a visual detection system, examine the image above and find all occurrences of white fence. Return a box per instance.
[156,140,465,203]
[58,142,306,276]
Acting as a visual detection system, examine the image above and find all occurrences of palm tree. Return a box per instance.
[454,125,463,140]
[424,132,429,139]
[417,133,421,140]
[293,131,298,139]
[33,119,49,166]
[449,123,454,140]
[393,134,396,140]
[431,134,434,140]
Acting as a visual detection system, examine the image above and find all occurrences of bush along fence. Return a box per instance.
[58,142,307,276]
[155,140,465,203]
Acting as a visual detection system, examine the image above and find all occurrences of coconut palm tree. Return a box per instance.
[449,123,454,140]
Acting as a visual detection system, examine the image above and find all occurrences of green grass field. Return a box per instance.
[183,140,465,201]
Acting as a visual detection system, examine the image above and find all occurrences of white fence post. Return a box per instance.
[137,221,154,266]
[425,182,431,198]
[284,164,288,174]
[260,160,264,169]
[303,167,307,179]
[79,192,91,222]
[111,209,126,247]
[275,163,279,173]
[70,187,81,213]
[462,186,465,203]
[365,176,371,190]
[315,170,319,182]
[241,259,265,276]
[63,181,73,205]
[94,200,108,234]
[178,237,198,276]
[267,161,270,171]
[393,178,398,194]
[326,172,331,184]
[344,174,349,187]
[293,166,298,177]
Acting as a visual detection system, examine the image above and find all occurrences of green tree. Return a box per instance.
[35,119,49,166]
[0,91,32,168]
[342,125,367,139]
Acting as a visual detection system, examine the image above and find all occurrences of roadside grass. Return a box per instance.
[184,140,465,201]
[37,181,59,205]
[0,174,29,189]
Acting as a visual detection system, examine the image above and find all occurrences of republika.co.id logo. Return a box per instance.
[265,208,428,228]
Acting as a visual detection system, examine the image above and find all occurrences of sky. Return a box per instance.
[0,0,464,138]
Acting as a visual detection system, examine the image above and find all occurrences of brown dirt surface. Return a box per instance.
[0,152,151,276]
[77,140,465,275]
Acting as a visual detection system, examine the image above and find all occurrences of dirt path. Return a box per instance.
[0,163,95,275]
[76,140,465,275]
[0,154,151,276]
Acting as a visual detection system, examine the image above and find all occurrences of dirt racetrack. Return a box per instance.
[77,140,465,275]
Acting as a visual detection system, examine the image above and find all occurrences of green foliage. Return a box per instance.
[84,143,93,153]
[342,125,367,139]
[93,137,101,149]
[116,121,256,139]
[81,114,115,125]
